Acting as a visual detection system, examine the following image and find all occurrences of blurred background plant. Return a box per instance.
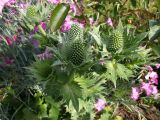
[0,0,160,120]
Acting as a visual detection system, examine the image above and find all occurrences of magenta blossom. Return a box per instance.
[145,65,153,72]
[0,0,10,14]
[4,57,14,65]
[60,16,73,32]
[106,18,113,27]
[131,87,140,101]
[5,35,17,45]
[145,71,158,85]
[37,48,53,60]
[5,0,16,6]
[89,18,94,25]
[156,64,160,69]
[70,3,81,16]
[141,82,158,96]
[94,99,106,112]
[47,0,61,4]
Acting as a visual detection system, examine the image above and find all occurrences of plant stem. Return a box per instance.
[38,24,46,36]
[72,0,89,24]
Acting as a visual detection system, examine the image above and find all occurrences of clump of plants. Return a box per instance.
[0,0,160,120]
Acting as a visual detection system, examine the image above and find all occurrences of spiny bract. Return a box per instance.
[26,5,36,17]
[66,40,85,66]
[108,30,124,53]
[68,24,83,41]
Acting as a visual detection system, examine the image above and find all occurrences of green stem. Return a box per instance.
[38,24,46,36]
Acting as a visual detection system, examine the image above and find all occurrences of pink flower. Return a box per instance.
[5,35,17,45]
[89,18,94,25]
[156,64,160,69]
[0,0,10,14]
[4,57,14,65]
[106,18,113,27]
[48,0,61,4]
[5,0,16,6]
[145,65,153,72]
[141,82,158,96]
[60,16,85,32]
[37,48,53,60]
[60,16,73,32]
[151,85,158,95]
[145,71,158,85]
[131,87,140,101]
[94,99,106,112]
[73,19,85,28]
[141,82,153,96]
[70,3,81,16]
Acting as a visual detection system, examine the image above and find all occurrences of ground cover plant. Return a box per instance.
[0,0,160,120]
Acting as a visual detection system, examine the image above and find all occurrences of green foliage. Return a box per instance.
[26,5,37,17]
[102,60,133,87]
[49,3,70,32]
[28,60,53,81]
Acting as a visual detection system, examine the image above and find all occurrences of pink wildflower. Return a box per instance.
[5,0,16,6]
[5,35,17,45]
[151,85,158,95]
[94,99,106,112]
[4,57,14,65]
[106,18,113,27]
[131,87,140,101]
[70,3,81,16]
[156,64,160,69]
[145,65,153,72]
[0,0,10,14]
[60,16,73,32]
[89,18,94,25]
[145,71,158,85]
[47,0,61,4]
[37,48,53,60]
[141,82,158,96]
[141,82,153,96]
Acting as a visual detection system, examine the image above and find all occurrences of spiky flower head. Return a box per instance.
[66,40,85,66]
[26,5,36,17]
[108,30,124,53]
[67,24,83,41]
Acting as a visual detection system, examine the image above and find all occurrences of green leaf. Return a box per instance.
[130,0,136,7]
[49,3,70,32]
[61,82,82,111]
[149,25,160,41]
[105,61,117,87]
[28,60,53,81]
[45,96,59,120]
[100,111,112,120]
[150,44,160,56]
[89,31,102,46]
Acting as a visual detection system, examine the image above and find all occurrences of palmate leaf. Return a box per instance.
[61,81,82,112]
[74,74,105,98]
[67,99,95,120]
[27,60,53,81]
[103,60,133,87]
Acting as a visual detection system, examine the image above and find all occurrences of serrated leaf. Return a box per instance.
[62,82,82,112]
